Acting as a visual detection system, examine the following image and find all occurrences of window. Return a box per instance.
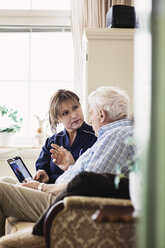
[0,0,70,10]
[0,1,74,146]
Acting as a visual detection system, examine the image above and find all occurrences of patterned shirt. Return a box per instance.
[55,119,135,184]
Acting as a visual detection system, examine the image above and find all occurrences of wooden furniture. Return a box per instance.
[1,197,137,248]
[82,28,135,121]
[44,196,137,248]
[92,205,136,222]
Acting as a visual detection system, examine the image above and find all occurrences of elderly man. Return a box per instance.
[0,86,134,237]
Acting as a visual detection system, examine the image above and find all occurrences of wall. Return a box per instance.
[82,28,134,121]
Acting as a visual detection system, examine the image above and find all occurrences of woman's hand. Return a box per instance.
[50,144,75,171]
[33,169,49,183]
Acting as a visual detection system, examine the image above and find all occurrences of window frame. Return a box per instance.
[0,10,71,26]
[0,9,72,147]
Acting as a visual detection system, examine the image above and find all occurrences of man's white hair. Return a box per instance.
[88,86,129,121]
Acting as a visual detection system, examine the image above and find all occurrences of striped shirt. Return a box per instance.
[55,119,135,184]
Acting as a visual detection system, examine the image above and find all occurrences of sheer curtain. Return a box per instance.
[112,0,134,5]
[70,0,111,99]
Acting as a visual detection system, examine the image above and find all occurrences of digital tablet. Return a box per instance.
[7,156,33,183]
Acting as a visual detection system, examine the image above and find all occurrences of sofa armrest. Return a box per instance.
[61,196,132,208]
[92,205,135,223]
[5,217,34,235]
[44,200,64,248]
[44,196,136,248]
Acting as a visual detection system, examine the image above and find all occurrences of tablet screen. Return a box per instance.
[7,156,32,183]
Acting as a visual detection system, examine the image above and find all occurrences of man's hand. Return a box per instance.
[21,180,68,196]
[50,144,75,171]
[33,169,49,183]
[21,180,40,190]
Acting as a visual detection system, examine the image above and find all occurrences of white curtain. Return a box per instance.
[70,0,111,100]
[112,0,134,6]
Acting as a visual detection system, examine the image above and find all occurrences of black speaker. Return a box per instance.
[106,5,137,28]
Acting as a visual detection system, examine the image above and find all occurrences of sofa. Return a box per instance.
[0,196,137,248]
[5,217,34,235]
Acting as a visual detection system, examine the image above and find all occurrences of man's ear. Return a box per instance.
[99,109,106,123]
[57,118,61,124]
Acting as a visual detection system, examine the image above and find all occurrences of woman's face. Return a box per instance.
[58,100,84,132]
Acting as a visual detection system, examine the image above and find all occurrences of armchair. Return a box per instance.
[44,196,137,248]
[0,196,136,248]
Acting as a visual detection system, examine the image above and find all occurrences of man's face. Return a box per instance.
[89,105,101,136]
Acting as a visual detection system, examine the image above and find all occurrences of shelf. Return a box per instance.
[84,28,135,40]
[0,146,41,159]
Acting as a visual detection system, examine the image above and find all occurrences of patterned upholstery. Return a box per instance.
[45,196,137,248]
[0,196,137,248]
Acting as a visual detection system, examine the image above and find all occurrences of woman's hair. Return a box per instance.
[88,86,129,121]
[49,89,80,132]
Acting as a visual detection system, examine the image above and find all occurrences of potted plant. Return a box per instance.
[114,138,142,215]
[0,105,23,146]
[128,155,142,215]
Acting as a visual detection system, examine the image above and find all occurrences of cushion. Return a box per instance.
[0,227,45,248]
[5,217,34,235]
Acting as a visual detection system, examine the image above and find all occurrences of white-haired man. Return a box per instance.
[0,86,135,238]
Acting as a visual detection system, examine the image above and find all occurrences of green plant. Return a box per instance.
[0,105,23,133]
[114,137,139,189]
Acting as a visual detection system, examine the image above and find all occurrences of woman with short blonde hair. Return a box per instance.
[35,89,97,184]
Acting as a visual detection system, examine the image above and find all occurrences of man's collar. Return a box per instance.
[98,118,132,137]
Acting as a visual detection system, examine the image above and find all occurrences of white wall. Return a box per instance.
[82,28,134,121]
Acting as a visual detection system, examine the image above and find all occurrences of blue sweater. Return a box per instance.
[35,122,97,183]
